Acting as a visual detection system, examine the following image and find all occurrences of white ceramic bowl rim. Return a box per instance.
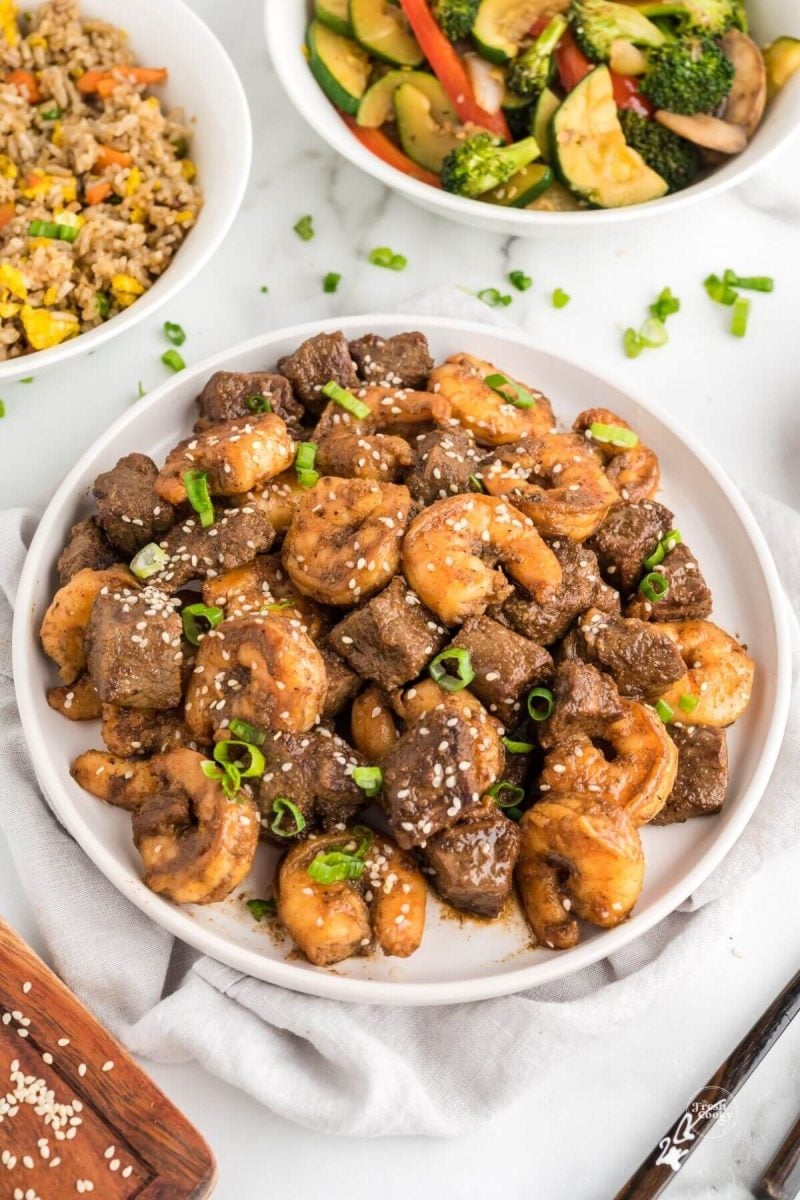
[13,314,792,1006]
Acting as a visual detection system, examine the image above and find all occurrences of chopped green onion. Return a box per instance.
[229,718,266,745]
[263,598,294,613]
[639,317,668,349]
[19,377,33,384]
[163,321,186,346]
[502,737,535,754]
[201,758,242,800]
[368,246,406,270]
[307,850,366,884]
[129,542,168,579]
[552,288,570,309]
[504,806,523,821]
[623,328,645,359]
[649,287,680,322]
[137,381,146,399]
[161,349,185,372]
[488,780,525,809]
[526,686,554,722]
[295,441,317,474]
[270,796,307,838]
[468,474,485,493]
[723,269,774,293]
[352,824,375,858]
[639,571,670,603]
[38,103,62,120]
[643,529,682,570]
[588,422,639,449]
[246,394,271,413]
[704,274,738,306]
[655,698,674,724]
[260,285,269,294]
[429,646,475,693]
[352,765,383,797]
[323,271,341,293]
[679,693,699,714]
[731,296,750,338]
[509,269,532,292]
[0,400,5,419]
[183,469,215,528]
[28,219,77,242]
[246,897,276,920]
[322,379,371,419]
[294,214,314,241]
[96,290,110,318]
[181,602,223,645]
[214,738,266,779]
[173,136,190,159]
[484,371,536,410]
[477,287,512,308]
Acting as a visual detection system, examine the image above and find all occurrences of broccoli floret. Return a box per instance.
[432,0,479,41]
[641,35,734,113]
[634,0,739,36]
[618,109,699,192]
[507,15,568,98]
[441,134,540,198]
[570,0,666,62]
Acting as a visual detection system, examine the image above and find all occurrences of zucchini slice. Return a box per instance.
[315,0,353,37]
[394,81,462,172]
[358,69,445,127]
[552,66,668,207]
[307,20,371,115]
[763,36,800,100]
[482,162,553,206]
[349,0,424,67]
[472,0,565,64]
[532,86,560,162]
[526,179,584,210]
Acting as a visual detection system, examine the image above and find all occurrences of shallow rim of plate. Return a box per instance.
[13,314,792,1005]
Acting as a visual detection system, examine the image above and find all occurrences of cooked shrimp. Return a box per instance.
[429,353,555,447]
[540,699,678,825]
[202,554,330,639]
[351,684,399,761]
[283,476,412,607]
[277,828,426,965]
[315,386,450,481]
[574,408,660,502]
[654,620,755,727]
[516,795,645,950]
[47,673,102,721]
[71,749,158,810]
[233,469,306,534]
[132,748,259,904]
[402,493,562,626]
[184,613,327,741]
[156,413,295,504]
[483,434,619,541]
[40,565,137,684]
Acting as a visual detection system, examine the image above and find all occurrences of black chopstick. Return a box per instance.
[614,965,800,1200]
[754,1111,800,1200]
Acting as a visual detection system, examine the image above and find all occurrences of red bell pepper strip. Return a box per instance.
[344,117,442,187]
[555,29,655,116]
[398,0,511,141]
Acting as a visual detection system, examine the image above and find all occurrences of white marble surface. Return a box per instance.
[3,1,800,1196]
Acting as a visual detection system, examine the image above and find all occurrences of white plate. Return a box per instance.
[0,0,252,382]
[265,0,800,236]
[13,315,791,1006]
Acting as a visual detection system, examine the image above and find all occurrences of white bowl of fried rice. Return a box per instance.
[0,0,251,379]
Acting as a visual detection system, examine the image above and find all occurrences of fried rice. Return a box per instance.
[0,0,202,360]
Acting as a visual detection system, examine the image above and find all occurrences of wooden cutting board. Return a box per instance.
[0,918,216,1197]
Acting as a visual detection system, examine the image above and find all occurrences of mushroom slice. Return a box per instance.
[655,110,747,154]
[721,29,767,139]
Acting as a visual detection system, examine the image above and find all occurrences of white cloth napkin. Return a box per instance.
[1,295,798,1138]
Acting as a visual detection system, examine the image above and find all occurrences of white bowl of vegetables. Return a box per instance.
[265,0,800,232]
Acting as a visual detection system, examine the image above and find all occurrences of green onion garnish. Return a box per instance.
[163,321,186,346]
[260,285,269,294]
[639,571,670,603]
[643,529,682,570]
[704,274,738,306]
[488,780,525,809]
[246,897,276,920]
[468,474,485,493]
[307,850,366,885]
[588,422,638,449]
[213,738,266,779]
[323,272,341,293]
[183,469,215,528]
[137,381,146,399]
[502,737,535,754]
[295,441,319,489]
[477,287,512,308]
[731,296,750,338]
[181,602,223,645]
[270,796,307,838]
[27,219,78,242]
[263,598,294,613]
[429,646,475,693]
[19,377,33,384]
[639,317,668,349]
[0,400,5,419]
[352,765,383,797]
[723,269,774,293]
[294,214,314,241]
[552,288,570,309]
[649,287,680,322]
[161,349,185,372]
[322,379,371,419]
[96,290,110,318]
[246,394,271,413]
[509,269,532,292]
[655,698,674,724]
[484,371,535,410]
[623,328,644,359]
[368,246,407,270]
[38,103,62,120]
[201,758,241,800]
[679,693,699,713]
[229,718,266,745]
[129,542,168,579]
[526,686,554,722]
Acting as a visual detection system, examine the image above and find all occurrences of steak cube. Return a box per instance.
[572,608,686,700]
[86,586,183,708]
[277,331,358,414]
[448,615,552,724]
[154,507,275,592]
[57,517,117,584]
[422,800,521,917]
[539,660,623,748]
[349,331,434,389]
[93,453,175,556]
[328,577,447,691]
[627,543,713,622]
[101,704,192,756]
[652,726,728,824]
[257,727,366,842]
[405,426,480,507]
[195,371,303,434]
[588,500,674,594]
[319,642,362,716]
